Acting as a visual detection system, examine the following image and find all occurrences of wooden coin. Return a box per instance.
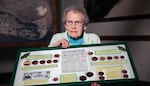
[23,61,30,66]
[86,72,94,77]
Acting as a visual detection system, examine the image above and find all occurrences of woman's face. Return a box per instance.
[64,11,86,39]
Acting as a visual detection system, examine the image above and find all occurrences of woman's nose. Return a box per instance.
[71,22,76,29]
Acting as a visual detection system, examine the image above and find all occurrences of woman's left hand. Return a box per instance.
[91,82,101,86]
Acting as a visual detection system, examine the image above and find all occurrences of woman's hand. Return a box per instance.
[91,82,101,86]
[53,39,70,48]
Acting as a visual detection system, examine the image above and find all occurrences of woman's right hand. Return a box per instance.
[53,39,70,48]
[91,82,101,86]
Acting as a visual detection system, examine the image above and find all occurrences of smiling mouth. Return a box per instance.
[71,31,77,33]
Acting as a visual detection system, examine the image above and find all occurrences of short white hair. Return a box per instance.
[62,5,89,26]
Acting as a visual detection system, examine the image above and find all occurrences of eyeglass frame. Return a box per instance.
[65,20,83,26]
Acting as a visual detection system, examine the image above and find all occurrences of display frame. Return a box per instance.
[10,42,139,86]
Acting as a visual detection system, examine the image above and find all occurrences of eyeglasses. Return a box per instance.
[65,20,83,26]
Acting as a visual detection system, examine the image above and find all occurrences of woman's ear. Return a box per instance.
[64,25,67,30]
[84,26,87,30]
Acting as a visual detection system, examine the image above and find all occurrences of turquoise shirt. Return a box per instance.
[67,34,84,45]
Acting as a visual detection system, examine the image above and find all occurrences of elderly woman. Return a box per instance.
[48,5,101,48]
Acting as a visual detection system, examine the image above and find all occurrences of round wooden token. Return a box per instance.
[88,51,93,55]
[86,72,94,77]
[47,60,52,63]
[80,76,87,81]
[40,60,45,64]
[99,76,105,80]
[53,77,58,81]
[107,56,112,60]
[53,59,58,63]
[123,74,129,79]
[32,60,38,65]
[23,61,30,66]
[54,54,60,58]
[99,57,105,61]
[92,57,98,61]
[98,71,104,75]
[120,56,125,59]
[122,69,128,74]
[114,56,119,59]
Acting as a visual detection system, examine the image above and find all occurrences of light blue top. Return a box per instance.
[67,34,84,45]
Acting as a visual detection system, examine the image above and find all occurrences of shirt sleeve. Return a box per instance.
[48,34,57,47]
[84,33,101,44]
[95,34,101,43]
[48,32,68,47]
[48,33,63,47]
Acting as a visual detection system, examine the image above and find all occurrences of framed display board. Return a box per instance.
[11,42,139,86]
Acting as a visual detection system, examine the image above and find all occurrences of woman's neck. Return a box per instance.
[67,32,84,40]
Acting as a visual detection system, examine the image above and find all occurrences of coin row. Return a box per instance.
[23,59,58,66]
[91,55,125,61]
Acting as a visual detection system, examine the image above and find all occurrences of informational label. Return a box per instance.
[62,49,88,73]
[23,71,50,85]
